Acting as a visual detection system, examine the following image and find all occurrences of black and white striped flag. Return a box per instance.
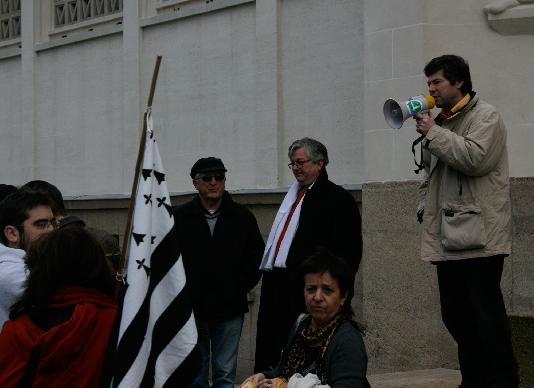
[113,109,198,388]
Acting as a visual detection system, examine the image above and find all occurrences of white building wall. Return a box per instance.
[364,0,534,182]
[0,0,365,195]
[0,0,531,193]
[0,57,23,177]
[279,0,364,188]
[143,0,364,192]
[143,2,260,191]
[34,36,125,195]
[423,1,534,178]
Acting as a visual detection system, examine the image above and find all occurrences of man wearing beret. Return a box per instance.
[174,157,265,388]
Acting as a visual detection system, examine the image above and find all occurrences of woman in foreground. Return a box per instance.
[242,249,370,388]
[0,227,118,387]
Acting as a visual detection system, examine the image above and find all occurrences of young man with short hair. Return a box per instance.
[0,190,55,326]
[415,54,518,388]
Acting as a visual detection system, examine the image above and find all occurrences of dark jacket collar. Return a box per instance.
[306,168,329,193]
[184,191,237,215]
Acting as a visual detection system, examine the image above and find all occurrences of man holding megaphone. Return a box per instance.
[413,55,518,388]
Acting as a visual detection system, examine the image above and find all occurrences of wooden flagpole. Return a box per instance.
[116,55,163,300]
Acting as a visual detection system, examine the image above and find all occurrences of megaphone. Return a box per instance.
[383,95,435,129]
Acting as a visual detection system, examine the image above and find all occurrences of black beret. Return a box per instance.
[190,157,227,178]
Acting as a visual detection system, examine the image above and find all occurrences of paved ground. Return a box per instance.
[235,368,461,387]
[368,368,461,387]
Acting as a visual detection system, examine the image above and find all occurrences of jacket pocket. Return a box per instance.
[440,203,486,251]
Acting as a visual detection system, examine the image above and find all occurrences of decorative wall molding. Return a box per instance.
[32,0,123,52]
[484,1,534,35]
[0,0,20,58]
[141,0,253,28]
[0,0,256,54]
[156,0,194,12]
[53,0,122,28]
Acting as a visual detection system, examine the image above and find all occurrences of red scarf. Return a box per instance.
[0,286,117,388]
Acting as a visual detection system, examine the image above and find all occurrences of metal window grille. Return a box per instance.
[0,0,21,41]
[54,0,122,28]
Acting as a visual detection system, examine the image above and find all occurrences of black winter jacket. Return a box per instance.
[287,169,362,273]
[173,192,264,321]
[254,169,362,372]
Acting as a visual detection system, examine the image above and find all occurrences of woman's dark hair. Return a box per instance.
[10,227,115,318]
[424,54,472,95]
[300,247,355,319]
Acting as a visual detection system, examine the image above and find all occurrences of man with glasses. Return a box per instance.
[0,189,55,326]
[23,180,122,271]
[254,137,363,372]
[174,157,264,388]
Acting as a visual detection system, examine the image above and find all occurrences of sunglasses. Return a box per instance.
[197,174,225,183]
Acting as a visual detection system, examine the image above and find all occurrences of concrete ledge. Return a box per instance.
[368,368,461,388]
[509,312,534,387]
[64,187,361,209]
[62,177,532,379]
[486,4,534,35]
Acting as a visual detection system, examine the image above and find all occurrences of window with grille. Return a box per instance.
[0,0,20,42]
[54,0,122,28]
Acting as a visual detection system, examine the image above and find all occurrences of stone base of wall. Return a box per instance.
[64,177,534,381]
[509,312,534,387]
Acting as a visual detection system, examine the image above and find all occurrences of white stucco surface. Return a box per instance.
[142,2,259,191]
[0,0,532,193]
[0,57,23,180]
[33,36,125,195]
[363,0,534,182]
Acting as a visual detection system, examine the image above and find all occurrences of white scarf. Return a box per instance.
[260,182,307,270]
[288,373,330,388]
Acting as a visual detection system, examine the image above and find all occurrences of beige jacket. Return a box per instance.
[417,94,512,262]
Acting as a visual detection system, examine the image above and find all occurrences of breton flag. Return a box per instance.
[113,109,198,388]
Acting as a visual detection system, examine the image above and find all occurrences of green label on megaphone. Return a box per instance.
[406,99,423,114]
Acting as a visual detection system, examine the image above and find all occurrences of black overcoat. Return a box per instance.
[173,192,264,321]
[254,169,362,371]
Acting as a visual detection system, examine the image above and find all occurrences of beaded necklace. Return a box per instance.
[280,313,344,383]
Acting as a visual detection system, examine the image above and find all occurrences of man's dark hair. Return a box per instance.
[424,54,472,95]
[22,180,66,217]
[10,226,115,318]
[0,184,17,203]
[0,190,52,245]
[300,247,354,319]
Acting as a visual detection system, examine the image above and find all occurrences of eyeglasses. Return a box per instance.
[196,174,225,183]
[288,159,312,169]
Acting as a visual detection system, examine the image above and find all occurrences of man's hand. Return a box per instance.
[241,373,265,388]
[414,111,435,136]
[257,377,286,388]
